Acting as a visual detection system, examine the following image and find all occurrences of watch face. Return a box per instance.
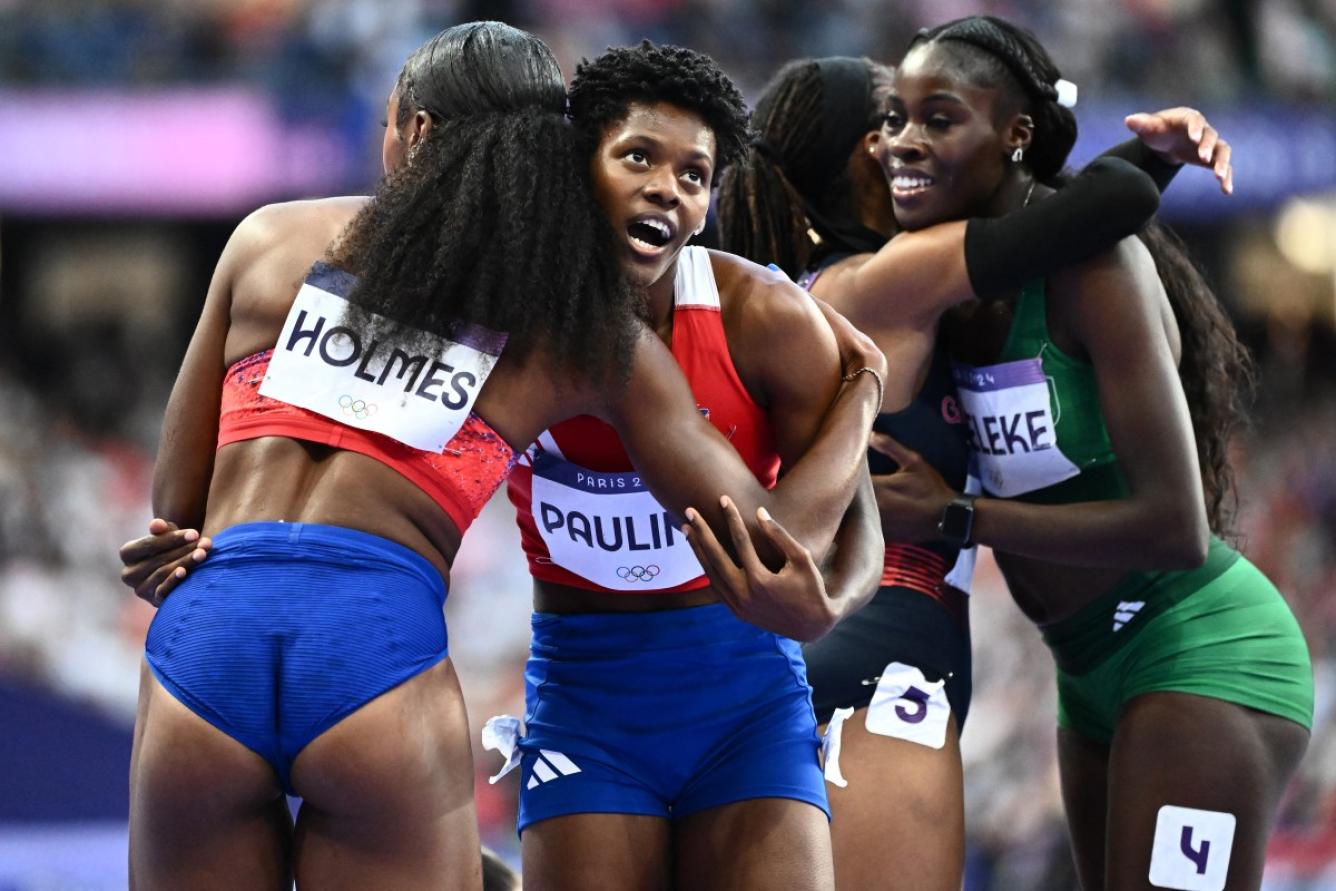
[939,499,974,543]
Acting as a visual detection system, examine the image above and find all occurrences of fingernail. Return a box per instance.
[174,568,186,579]
[199,537,212,548]
[758,507,772,522]
[685,508,697,523]
[193,549,207,562]
[720,496,732,509]
[184,530,199,542]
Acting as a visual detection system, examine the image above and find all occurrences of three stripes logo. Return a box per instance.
[527,749,581,790]
[1112,600,1145,632]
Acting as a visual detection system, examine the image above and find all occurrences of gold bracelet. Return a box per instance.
[842,365,884,409]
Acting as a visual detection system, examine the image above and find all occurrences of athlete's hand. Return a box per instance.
[810,295,888,383]
[119,518,212,607]
[683,496,837,642]
[868,433,956,544]
[1125,107,1233,195]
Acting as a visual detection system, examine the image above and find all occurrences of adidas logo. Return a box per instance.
[1112,601,1145,632]
[526,749,581,790]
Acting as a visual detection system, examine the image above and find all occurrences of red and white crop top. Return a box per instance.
[216,263,516,535]
[506,247,780,594]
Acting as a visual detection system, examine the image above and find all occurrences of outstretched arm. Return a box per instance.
[831,107,1233,324]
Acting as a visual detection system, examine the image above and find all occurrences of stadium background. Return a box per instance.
[0,0,1333,887]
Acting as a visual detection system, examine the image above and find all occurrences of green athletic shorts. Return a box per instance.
[1044,538,1313,745]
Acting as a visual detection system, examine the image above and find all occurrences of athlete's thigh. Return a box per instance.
[1105,691,1309,891]
[291,658,481,891]
[130,663,291,891]
[674,797,834,891]
[1057,726,1110,891]
[523,813,672,891]
[822,709,963,891]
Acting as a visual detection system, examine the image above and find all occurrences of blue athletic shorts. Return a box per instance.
[516,603,828,833]
[144,521,448,793]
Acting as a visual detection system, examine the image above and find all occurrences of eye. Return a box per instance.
[626,149,650,166]
[927,115,953,130]
[683,168,706,186]
[881,112,905,132]
[379,118,388,129]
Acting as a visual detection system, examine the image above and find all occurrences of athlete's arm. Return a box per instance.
[835,158,1159,325]
[875,238,1209,569]
[150,212,264,529]
[732,264,883,626]
[599,306,883,575]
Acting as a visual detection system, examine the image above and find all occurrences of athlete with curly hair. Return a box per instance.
[497,41,883,891]
[123,24,884,890]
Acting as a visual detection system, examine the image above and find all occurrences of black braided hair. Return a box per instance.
[912,16,1077,185]
[915,15,1253,533]
[567,40,750,177]
[715,58,886,278]
[329,22,638,382]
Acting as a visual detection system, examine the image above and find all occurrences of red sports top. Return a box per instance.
[507,247,780,594]
[217,349,516,535]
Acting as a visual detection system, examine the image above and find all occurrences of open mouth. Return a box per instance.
[890,172,936,200]
[626,214,675,255]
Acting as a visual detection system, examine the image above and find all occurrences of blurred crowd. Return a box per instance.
[1,0,1333,184]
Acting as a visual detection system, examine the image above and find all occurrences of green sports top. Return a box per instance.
[952,278,1130,504]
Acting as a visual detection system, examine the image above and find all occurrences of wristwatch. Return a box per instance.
[937,494,977,548]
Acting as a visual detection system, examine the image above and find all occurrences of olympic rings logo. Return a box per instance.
[616,565,661,582]
[339,394,379,420]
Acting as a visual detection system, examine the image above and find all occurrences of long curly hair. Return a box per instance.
[330,22,639,381]
[567,40,751,176]
[919,16,1254,531]
[715,57,886,278]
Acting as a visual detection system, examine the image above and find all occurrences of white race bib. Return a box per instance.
[953,358,1080,497]
[260,275,504,453]
[864,662,951,749]
[529,451,702,590]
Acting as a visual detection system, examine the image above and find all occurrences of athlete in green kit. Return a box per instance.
[869,16,1311,891]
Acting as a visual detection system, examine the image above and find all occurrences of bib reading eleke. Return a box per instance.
[953,358,1080,498]
[529,450,701,591]
[261,280,504,453]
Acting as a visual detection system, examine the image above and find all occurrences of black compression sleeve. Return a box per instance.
[963,158,1160,301]
[1097,138,1182,193]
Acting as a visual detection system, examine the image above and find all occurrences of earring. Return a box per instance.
[868,145,877,155]
[1011,147,1024,163]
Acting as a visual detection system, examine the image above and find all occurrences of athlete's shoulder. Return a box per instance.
[236,196,369,245]
[705,248,819,324]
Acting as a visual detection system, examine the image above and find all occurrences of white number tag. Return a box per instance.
[529,451,702,590]
[1149,805,1235,890]
[864,662,951,749]
[953,359,1080,497]
[261,279,504,453]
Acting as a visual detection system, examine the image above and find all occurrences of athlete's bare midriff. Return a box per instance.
[204,437,464,584]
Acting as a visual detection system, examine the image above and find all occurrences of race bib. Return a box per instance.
[864,662,951,749]
[529,450,702,590]
[1149,805,1235,890]
[953,358,1080,497]
[260,278,505,452]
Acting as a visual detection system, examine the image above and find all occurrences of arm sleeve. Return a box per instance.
[1097,137,1182,193]
[963,158,1160,301]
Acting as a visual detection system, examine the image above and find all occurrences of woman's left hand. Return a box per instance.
[683,497,837,642]
[1124,107,1233,194]
[868,433,957,544]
